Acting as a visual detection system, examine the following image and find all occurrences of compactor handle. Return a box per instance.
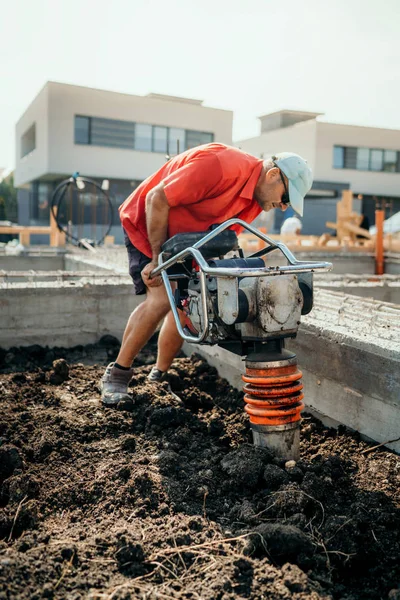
[150,219,332,344]
[151,218,332,279]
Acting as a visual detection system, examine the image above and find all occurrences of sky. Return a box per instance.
[1,0,400,168]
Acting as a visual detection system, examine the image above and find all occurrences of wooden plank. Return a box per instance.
[326,221,338,230]
[19,230,30,246]
[0,226,51,234]
[49,207,57,247]
[338,190,353,218]
[342,222,372,239]
[0,222,68,247]
[317,233,332,247]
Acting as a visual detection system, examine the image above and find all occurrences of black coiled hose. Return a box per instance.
[50,173,114,246]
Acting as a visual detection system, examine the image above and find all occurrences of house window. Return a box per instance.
[91,118,135,149]
[186,130,214,149]
[356,148,370,170]
[333,145,400,172]
[153,126,168,153]
[168,128,185,154]
[73,115,215,155]
[333,146,344,168]
[343,147,357,169]
[383,150,397,172]
[135,124,152,151]
[370,149,383,171]
[74,116,90,144]
[21,123,36,157]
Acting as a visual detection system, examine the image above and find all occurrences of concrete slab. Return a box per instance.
[314,273,400,304]
[264,250,400,276]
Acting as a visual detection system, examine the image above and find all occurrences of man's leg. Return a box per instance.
[116,283,174,367]
[101,283,173,405]
[155,309,186,373]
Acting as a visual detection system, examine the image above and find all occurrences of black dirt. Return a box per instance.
[0,340,399,600]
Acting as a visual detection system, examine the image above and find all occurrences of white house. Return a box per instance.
[237,110,400,234]
[15,82,233,242]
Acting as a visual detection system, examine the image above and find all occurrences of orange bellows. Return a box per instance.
[242,363,304,427]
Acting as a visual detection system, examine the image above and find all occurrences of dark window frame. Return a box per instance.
[74,115,91,145]
[74,114,214,154]
[333,144,400,173]
[90,116,135,150]
[185,129,214,150]
[343,147,357,170]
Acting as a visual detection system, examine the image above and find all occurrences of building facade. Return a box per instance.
[15,82,233,243]
[237,110,400,234]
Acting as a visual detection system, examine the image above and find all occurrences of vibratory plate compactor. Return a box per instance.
[151,219,332,461]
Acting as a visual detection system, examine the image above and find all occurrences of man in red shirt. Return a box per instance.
[101,143,312,406]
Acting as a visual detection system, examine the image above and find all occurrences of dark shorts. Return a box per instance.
[124,230,151,295]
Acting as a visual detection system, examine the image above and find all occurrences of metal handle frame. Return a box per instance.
[152,219,332,343]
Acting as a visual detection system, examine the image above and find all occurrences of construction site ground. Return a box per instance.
[1,339,399,600]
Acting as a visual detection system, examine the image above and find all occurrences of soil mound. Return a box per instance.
[0,344,399,599]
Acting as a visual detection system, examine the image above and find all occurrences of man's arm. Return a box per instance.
[145,181,170,259]
[142,152,223,287]
[141,182,169,288]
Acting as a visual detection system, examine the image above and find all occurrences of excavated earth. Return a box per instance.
[0,338,399,600]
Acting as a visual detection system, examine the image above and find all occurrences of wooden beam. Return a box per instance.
[342,222,372,239]
[0,226,51,234]
[19,230,31,246]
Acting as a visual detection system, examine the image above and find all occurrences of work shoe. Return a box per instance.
[147,367,181,401]
[100,362,134,407]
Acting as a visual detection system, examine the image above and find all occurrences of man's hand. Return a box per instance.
[141,261,163,288]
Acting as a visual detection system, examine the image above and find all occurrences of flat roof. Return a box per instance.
[258,109,324,120]
[16,81,212,125]
[46,81,204,104]
[146,93,203,106]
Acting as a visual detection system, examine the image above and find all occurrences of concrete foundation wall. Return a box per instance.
[64,255,117,274]
[386,254,400,275]
[0,282,142,349]
[184,291,400,453]
[0,253,127,275]
[288,329,399,450]
[0,256,65,271]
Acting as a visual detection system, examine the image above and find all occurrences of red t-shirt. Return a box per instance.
[119,143,263,257]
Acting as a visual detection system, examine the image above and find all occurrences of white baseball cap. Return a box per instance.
[272,152,313,217]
